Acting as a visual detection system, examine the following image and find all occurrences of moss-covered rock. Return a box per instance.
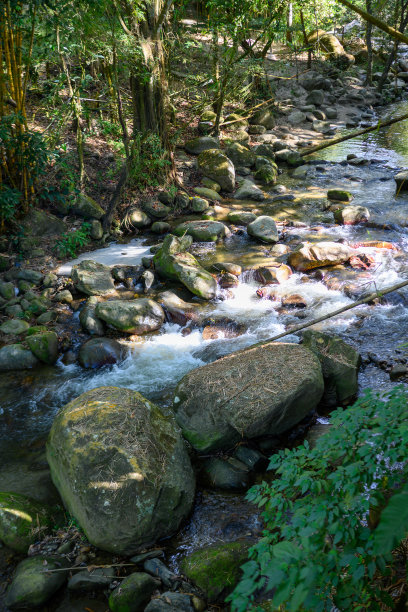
[225,143,255,168]
[227,211,256,226]
[249,107,275,129]
[126,209,152,229]
[46,387,195,555]
[174,343,324,452]
[197,149,235,192]
[185,136,220,155]
[154,236,217,300]
[181,542,250,602]
[72,194,105,220]
[0,319,30,335]
[327,189,353,202]
[20,208,67,236]
[109,572,158,612]
[0,281,15,300]
[6,556,69,610]
[254,164,278,186]
[71,260,116,297]
[95,298,164,334]
[0,344,39,371]
[26,331,58,365]
[0,492,58,553]
[193,187,222,202]
[142,200,171,219]
[302,330,361,407]
[174,220,229,242]
[190,197,210,213]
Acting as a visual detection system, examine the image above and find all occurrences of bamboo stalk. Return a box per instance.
[301,112,408,156]
[260,278,408,345]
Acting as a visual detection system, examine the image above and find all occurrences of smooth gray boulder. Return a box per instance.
[0,344,39,371]
[71,260,116,296]
[247,216,278,243]
[95,298,164,334]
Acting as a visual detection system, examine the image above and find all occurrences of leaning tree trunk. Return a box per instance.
[365,0,373,85]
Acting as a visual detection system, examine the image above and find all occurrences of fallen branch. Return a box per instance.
[335,0,408,45]
[300,112,408,156]
[260,278,408,344]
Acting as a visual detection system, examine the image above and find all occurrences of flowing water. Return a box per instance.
[2,101,408,567]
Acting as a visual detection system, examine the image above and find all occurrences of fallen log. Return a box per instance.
[301,112,408,156]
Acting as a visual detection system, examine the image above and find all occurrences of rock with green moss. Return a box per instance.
[327,189,353,202]
[197,149,235,192]
[249,107,275,129]
[185,136,220,155]
[0,254,11,271]
[126,209,152,229]
[46,387,195,554]
[5,555,70,610]
[71,260,116,297]
[0,492,58,553]
[173,343,324,452]
[0,281,15,300]
[20,208,67,236]
[0,344,39,371]
[193,187,222,202]
[0,319,30,335]
[72,194,105,220]
[26,297,49,315]
[181,542,250,602]
[26,325,48,336]
[95,298,164,334]
[233,180,265,202]
[190,197,210,213]
[201,177,221,192]
[302,330,361,407]
[201,110,217,122]
[151,221,171,234]
[26,331,58,365]
[154,235,217,300]
[225,143,255,168]
[174,220,229,242]
[254,143,275,160]
[109,572,158,612]
[254,164,278,186]
[142,200,171,219]
[227,211,256,226]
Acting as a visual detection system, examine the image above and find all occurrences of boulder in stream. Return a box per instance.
[174,343,324,452]
[247,216,278,243]
[78,337,126,368]
[71,260,116,297]
[197,149,235,192]
[395,170,408,192]
[95,298,164,334]
[334,205,370,225]
[174,220,230,242]
[0,344,39,371]
[79,297,105,336]
[46,387,195,555]
[288,241,353,271]
[26,331,58,365]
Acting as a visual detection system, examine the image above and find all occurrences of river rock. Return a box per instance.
[71,260,116,297]
[26,331,58,365]
[20,208,67,236]
[190,197,210,213]
[154,235,217,300]
[197,150,235,192]
[180,542,250,602]
[68,567,115,591]
[254,163,278,185]
[0,281,15,300]
[174,220,230,242]
[194,187,222,201]
[288,241,353,271]
[227,211,256,225]
[254,263,292,284]
[249,107,275,129]
[394,170,408,192]
[225,143,255,168]
[233,179,265,201]
[0,492,57,553]
[288,110,306,124]
[47,387,195,554]
[152,221,171,234]
[185,136,220,155]
[144,592,194,612]
[157,290,199,326]
[143,200,171,219]
[254,143,275,160]
[126,209,152,228]
[79,298,105,336]
[0,319,30,334]
[5,556,70,610]
[90,219,103,240]
[334,205,370,225]
[309,32,355,67]
[200,457,251,491]
[174,343,324,452]
[302,330,361,407]
[78,337,125,368]
[306,89,325,106]
[212,262,242,276]
[72,194,104,219]
[109,572,158,612]
[95,298,164,334]
[327,189,353,202]
[247,216,278,243]
[0,344,39,371]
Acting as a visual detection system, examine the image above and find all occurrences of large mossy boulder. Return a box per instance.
[185,136,220,155]
[71,260,116,297]
[225,142,255,168]
[302,330,361,407]
[109,572,158,612]
[5,556,70,610]
[308,31,354,67]
[0,344,39,372]
[46,387,195,555]
[153,235,217,300]
[26,331,58,365]
[197,149,235,192]
[288,241,353,271]
[20,209,67,237]
[95,298,164,334]
[0,492,58,553]
[72,194,105,220]
[181,542,250,602]
[174,220,230,242]
[174,343,324,452]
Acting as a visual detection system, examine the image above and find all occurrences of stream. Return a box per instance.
[2,100,408,575]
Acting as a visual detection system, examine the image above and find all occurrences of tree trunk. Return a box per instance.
[365,0,373,85]
[335,0,408,44]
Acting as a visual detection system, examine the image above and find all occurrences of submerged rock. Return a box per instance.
[5,556,69,610]
[181,542,250,602]
[302,330,361,407]
[47,387,195,554]
[71,260,116,297]
[95,298,164,334]
[197,149,235,192]
[288,241,353,271]
[174,343,324,452]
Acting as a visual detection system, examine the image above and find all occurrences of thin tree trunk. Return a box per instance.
[335,0,408,44]
[365,0,373,85]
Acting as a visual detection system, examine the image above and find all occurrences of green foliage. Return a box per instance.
[0,186,20,226]
[229,387,408,612]
[129,132,170,189]
[54,221,91,258]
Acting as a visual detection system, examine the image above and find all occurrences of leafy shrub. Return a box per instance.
[229,387,408,612]
[0,185,20,226]
[129,132,170,189]
[54,222,91,258]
